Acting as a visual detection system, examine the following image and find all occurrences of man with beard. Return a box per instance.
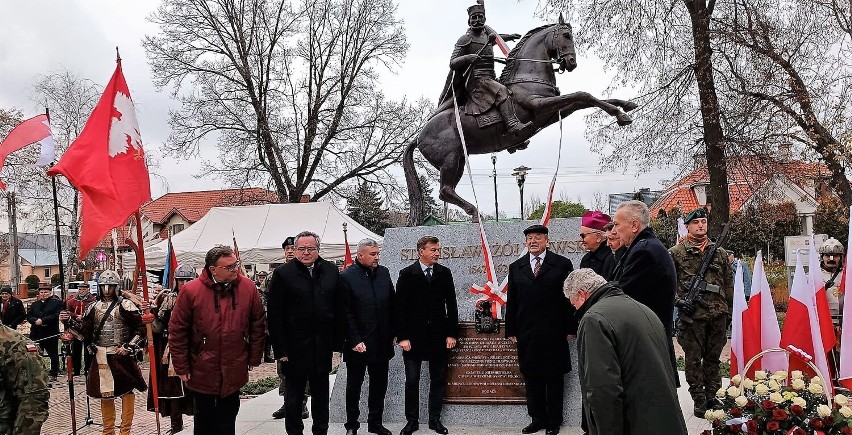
[268,231,344,435]
[62,270,148,435]
[28,283,64,382]
[579,211,615,279]
[0,286,26,329]
[340,239,394,435]
[147,264,197,434]
[505,225,575,435]
[169,246,266,434]
[611,200,679,387]
[63,281,97,376]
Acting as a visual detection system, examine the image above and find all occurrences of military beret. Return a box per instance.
[0,286,12,294]
[282,236,296,248]
[523,224,549,236]
[683,208,709,224]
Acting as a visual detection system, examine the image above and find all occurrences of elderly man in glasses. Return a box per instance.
[169,245,267,434]
[268,231,345,435]
[578,211,615,280]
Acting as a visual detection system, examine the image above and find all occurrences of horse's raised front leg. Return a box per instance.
[523,92,633,125]
[438,153,480,222]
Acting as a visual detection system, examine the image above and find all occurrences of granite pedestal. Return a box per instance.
[329,219,585,428]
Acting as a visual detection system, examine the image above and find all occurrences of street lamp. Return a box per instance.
[491,153,498,222]
[512,165,531,220]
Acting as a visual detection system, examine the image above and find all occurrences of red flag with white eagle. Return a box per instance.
[0,113,56,189]
[47,57,151,259]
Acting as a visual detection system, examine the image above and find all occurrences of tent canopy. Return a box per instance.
[124,202,382,271]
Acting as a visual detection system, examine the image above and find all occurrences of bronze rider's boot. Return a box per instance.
[499,99,531,135]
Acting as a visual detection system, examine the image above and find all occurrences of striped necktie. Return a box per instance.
[533,256,542,277]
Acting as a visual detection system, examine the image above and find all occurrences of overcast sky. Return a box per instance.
[0,0,677,221]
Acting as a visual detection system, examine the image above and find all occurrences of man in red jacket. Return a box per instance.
[169,245,266,435]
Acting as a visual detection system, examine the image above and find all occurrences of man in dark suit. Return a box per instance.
[395,235,459,435]
[0,286,25,329]
[341,238,394,435]
[611,200,679,386]
[268,231,344,435]
[27,284,64,381]
[505,225,575,435]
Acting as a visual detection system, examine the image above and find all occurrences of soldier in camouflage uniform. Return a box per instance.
[0,323,49,435]
[669,208,733,418]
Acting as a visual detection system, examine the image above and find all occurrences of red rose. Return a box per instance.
[746,400,756,409]
[810,418,824,429]
[824,416,835,426]
[771,409,788,420]
[746,420,758,432]
[766,421,780,431]
[841,427,852,435]
[790,426,807,435]
[728,424,740,432]
[790,405,804,416]
[730,407,742,417]
[760,399,776,410]
[701,431,712,435]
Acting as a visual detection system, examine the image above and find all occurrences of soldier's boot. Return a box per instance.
[498,100,531,136]
[170,409,184,433]
[101,399,117,435]
[692,394,707,418]
[118,394,135,435]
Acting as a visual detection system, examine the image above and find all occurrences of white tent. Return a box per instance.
[123,202,382,271]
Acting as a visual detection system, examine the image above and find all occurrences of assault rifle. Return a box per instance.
[675,220,732,324]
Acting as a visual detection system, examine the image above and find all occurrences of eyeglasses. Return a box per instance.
[579,231,603,239]
[296,247,318,253]
[216,260,241,271]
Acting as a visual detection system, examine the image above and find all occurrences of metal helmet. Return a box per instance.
[819,238,845,255]
[98,270,121,286]
[174,264,197,280]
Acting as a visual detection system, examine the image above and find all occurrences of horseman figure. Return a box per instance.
[447,2,530,136]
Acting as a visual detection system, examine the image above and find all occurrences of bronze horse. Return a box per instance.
[404,17,636,225]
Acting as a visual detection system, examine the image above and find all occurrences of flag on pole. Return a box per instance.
[232,229,245,276]
[0,113,56,189]
[808,235,837,352]
[677,217,688,239]
[161,235,178,288]
[47,58,151,259]
[781,251,832,389]
[342,223,353,269]
[741,251,785,376]
[838,206,852,389]
[730,262,748,376]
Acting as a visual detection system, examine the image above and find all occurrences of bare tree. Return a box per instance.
[144,0,430,204]
[540,0,732,234]
[714,0,852,206]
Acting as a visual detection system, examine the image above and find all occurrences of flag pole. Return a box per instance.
[134,210,161,435]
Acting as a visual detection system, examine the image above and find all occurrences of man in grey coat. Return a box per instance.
[564,269,686,435]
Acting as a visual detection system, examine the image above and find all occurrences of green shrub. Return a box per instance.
[240,376,279,396]
[25,275,40,289]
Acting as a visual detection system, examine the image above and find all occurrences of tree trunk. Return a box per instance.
[686,0,730,237]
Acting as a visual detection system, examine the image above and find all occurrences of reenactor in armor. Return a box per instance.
[669,208,733,418]
[147,264,196,434]
[62,270,147,435]
[447,2,528,135]
[0,323,49,435]
[64,281,97,376]
[819,238,844,320]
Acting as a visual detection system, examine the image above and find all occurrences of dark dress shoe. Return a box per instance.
[271,404,286,419]
[346,430,357,435]
[545,428,560,435]
[400,421,419,435]
[522,423,545,434]
[368,425,393,435]
[428,419,448,434]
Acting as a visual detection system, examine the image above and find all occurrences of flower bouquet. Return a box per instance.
[701,370,852,434]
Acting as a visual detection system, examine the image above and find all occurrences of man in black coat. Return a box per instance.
[505,224,575,435]
[268,231,345,435]
[611,200,680,386]
[578,211,615,279]
[0,286,25,329]
[341,238,394,435]
[27,284,64,381]
[395,235,459,435]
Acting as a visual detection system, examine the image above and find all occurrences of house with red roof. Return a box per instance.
[649,154,832,234]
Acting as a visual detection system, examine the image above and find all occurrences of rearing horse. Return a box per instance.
[404,16,636,225]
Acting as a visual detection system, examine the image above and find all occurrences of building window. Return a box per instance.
[44,267,51,278]
[171,224,185,234]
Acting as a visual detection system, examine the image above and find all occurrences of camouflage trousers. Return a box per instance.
[677,315,728,404]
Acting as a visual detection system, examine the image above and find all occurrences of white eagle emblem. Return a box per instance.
[108,92,144,158]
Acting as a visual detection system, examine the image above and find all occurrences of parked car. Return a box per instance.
[53,280,99,298]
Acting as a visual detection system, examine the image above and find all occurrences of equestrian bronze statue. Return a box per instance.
[404,4,636,225]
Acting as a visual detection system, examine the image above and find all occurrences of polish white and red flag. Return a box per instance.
[730,257,748,376]
[808,234,838,352]
[781,251,832,390]
[838,206,852,389]
[0,114,56,189]
[741,251,785,376]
